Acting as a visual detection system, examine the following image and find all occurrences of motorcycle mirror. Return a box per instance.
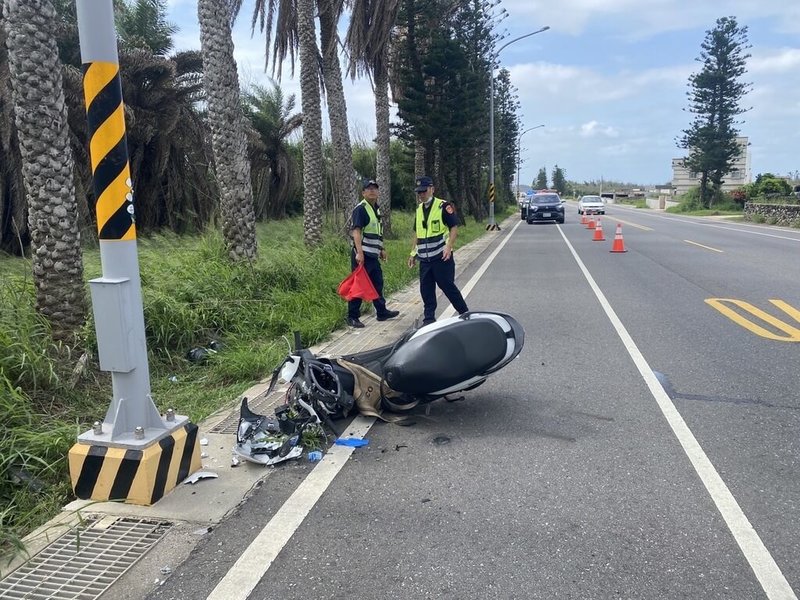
[279,355,301,384]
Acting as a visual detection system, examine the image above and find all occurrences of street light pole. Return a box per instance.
[487,25,550,231]
[516,124,544,200]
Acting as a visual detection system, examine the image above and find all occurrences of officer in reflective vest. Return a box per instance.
[346,179,400,328]
[407,176,469,326]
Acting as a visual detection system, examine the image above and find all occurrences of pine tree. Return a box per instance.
[679,16,751,208]
[535,167,547,190]
[552,165,566,195]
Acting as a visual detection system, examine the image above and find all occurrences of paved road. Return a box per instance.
[147,207,799,600]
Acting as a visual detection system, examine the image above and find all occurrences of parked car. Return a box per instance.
[520,196,533,220]
[526,193,564,224]
[578,195,605,215]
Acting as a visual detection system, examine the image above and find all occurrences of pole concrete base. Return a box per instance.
[68,421,201,506]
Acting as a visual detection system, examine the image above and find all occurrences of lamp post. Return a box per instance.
[516,124,544,200]
[487,25,550,230]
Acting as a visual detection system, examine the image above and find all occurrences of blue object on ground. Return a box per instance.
[334,437,369,448]
[308,450,323,462]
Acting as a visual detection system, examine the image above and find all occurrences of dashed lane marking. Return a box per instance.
[684,239,724,253]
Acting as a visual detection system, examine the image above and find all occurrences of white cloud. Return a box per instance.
[580,121,620,138]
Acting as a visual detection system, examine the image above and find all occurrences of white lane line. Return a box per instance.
[684,239,724,253]
[206,417,374,600]
[558,227,797,600]
[206,220,522,600]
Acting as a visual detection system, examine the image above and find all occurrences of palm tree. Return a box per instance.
[247,0,334,246]
[243,82,303,219]
[318,0,357,222]
[3,0,86,342]
[0,4,27,256]
[346,0,400,236]
[295,0,324,246]
[197,0,258,261]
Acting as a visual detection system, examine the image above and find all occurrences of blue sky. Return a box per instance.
[166,0,800,187]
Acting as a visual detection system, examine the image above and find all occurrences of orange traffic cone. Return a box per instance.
[592,218,605,241]
[580,210,587,225]
[610,223,627,252]
[586,214,596,229]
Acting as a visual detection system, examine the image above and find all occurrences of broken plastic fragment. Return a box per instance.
[334,437,369,448]
[308,450,323,462]
[183,470,218,484]
[199,438,209,446]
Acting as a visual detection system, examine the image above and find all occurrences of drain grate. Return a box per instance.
[0,517,171,600]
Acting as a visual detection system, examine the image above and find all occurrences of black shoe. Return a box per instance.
[421,319,436,326]
[346,317,365,328]
[376,309,400,321]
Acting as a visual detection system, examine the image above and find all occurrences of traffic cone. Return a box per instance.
[610,223,627,252]
[592,218,605,241]
[586,214,596,229]
[580,210,587,225]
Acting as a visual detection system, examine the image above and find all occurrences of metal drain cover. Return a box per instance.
[0,516,171,599]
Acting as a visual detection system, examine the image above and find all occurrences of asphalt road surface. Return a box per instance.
[148,206,799,600]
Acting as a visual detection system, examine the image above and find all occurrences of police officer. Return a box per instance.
[407,176,469,325]
[346,179,400,328]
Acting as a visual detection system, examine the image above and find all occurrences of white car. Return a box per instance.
[578,195,605,215]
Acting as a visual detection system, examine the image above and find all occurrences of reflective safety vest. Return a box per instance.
[415,199,448,261]
[357,199,383,258]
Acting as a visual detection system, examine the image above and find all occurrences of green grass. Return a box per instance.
[665,206,743,217]
[0,208,500,556]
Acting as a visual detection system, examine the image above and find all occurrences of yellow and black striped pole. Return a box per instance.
[83,61,136,241]
[69,0,199,505]
[486,182,499,231]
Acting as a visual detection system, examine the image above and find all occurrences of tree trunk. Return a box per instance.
[0,7,28,256]
[4,0,86,341]
[297,0,324,247]
[318,2,357,221]
[374,57,392,238]
[198,0,258,261]
[414,141,425,178]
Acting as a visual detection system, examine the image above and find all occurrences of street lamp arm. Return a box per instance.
[496,26,550,56]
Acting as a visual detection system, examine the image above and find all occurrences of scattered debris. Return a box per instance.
[69,352,90,389]
[432,435,451,446]
[233,397,317,466]
[395,444,408,451]
[186,340,223,364]
[334,437,368,448]
[192,527,213,535]
[169,375,178,383]
[160,566,172,575]
[199,438,209,446]
[184,470,218,484]
[230,454,241,467]
[307,451,323,462]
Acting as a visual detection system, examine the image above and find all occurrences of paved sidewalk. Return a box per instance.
[0,215,516,600]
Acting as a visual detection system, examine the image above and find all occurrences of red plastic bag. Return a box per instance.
[337,263,379,301]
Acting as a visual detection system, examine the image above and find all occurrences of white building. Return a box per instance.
[671,136,751,194]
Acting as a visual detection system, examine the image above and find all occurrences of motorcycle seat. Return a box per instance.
[383,319,507,394]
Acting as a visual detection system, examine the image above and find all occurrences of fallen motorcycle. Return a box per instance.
[235,311,525,462]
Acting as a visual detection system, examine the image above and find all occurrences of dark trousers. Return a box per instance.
[419,257,468,322]
[347,254,387,319]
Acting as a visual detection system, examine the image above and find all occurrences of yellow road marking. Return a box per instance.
[685,239,723,253]
[705,298,800,342]
[603,216,652,231]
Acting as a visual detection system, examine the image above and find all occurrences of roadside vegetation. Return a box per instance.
[0,209,501,558]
